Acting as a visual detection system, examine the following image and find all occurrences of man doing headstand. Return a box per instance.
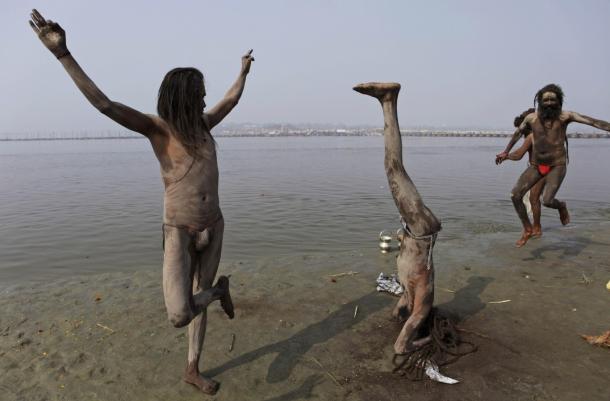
[496,84,610,247]
[354,82,441,355]
[30,9,254,394]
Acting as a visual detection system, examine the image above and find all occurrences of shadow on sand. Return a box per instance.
[206,291,392,385]
[523,235,602,261]
[437,275,494,322]
[210,276,492,400]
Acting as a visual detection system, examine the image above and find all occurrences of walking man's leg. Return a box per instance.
[511,166,543,247]
[529,178,545,237]
[184,218,228,395]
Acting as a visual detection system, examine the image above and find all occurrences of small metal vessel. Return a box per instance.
[379,230,393,252]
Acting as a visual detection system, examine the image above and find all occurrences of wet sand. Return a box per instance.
[1,222,609,401]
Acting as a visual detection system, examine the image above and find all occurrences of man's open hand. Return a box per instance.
[29,9,69,58]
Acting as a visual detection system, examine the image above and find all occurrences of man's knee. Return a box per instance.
[510,191,524,204]
[542,194,557,208]
[167,308,193,328]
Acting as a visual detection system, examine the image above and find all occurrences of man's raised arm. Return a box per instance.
[205,50,254,129]
[29,9,158,137]
[568,111,610,132]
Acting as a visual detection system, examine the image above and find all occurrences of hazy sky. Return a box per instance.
[2,0,610,135]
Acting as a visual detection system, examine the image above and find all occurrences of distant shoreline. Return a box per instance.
[2,131,609,141]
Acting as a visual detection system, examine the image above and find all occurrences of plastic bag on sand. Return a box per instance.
[376,273,404,296]
[424,360,459,384]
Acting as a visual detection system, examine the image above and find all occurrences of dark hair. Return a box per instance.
[157,67,209,157]
[513,108,536,128]
[534,83,564,108]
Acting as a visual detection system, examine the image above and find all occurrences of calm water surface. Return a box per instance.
[1,136,609,287]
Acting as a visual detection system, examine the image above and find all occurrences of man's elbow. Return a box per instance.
[96,100,113,115]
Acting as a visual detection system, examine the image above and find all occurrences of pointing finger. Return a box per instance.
[247,49,253,55]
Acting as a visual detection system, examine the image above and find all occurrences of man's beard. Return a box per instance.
[539,104,561,121]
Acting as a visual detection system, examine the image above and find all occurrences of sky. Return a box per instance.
[2,0,610,135]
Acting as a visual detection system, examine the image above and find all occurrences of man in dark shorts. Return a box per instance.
[496,84,610,247]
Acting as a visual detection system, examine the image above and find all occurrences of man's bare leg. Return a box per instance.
[529,179,545,237]
[183,218,229,395]
[162,225,228,328]
[511,165,544,247]
[540,166,570,225]
[354,82,439,354]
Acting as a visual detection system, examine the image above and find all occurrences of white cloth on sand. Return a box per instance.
[376,273,404,296]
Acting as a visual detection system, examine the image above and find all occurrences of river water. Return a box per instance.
[1,136,608,287]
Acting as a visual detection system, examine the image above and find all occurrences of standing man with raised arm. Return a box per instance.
[29,9,254,395]
[496,84,610,247]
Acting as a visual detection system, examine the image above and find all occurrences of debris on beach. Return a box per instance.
[96,323,114,333]
[579,272,593,285]
[580,330,610,349]
[487,299,511,304]
[424,360,459,384]
[375,273,404,296]
[229,333,235,352]
[327,271,359,279]
[606,280,610,291]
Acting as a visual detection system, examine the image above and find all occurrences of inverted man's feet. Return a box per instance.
[559,203,570,225]
[515,229,533,248]
[353,82,400,101]
[184,369,220,395]
[215,275,234,319]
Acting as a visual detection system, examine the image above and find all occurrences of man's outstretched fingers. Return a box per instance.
[28,20,40,33]
[32,9,46,26]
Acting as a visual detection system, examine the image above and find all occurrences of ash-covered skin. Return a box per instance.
[504,109,546,238]
[353,82,440,354]
[496,84,610,247]
[30,9,252,395]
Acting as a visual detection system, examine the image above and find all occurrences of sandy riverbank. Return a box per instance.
[1,223,609,401]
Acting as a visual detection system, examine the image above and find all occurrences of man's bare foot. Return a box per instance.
[353,82,400,102]
[215,275,234,319]
[559,203,570,225]
[531,226,542,238]
[184,369,220,395]
[515,230,533,247]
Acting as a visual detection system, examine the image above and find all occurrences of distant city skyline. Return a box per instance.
[2,1,610,137]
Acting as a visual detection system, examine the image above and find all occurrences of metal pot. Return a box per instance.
[379,230,393,251]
